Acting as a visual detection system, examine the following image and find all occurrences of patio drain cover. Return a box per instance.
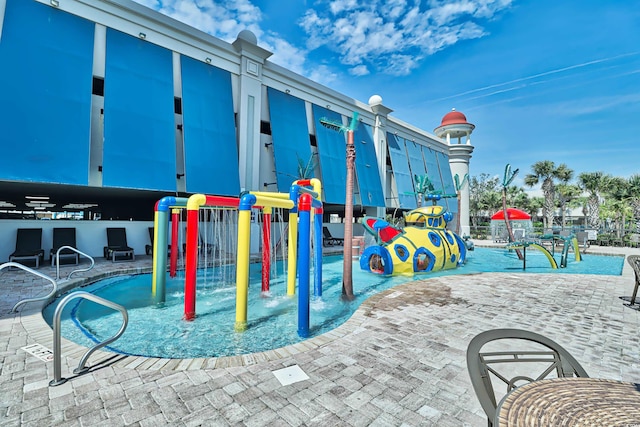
[21,343,54,362]
[272,364,309,386]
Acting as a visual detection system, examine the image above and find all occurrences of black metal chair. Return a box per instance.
[10,228,45,268]
[145,227,154,256]
[103,228,135,262]
[50,227,79,266]
[623,255,640,309]
[466,328,589,427]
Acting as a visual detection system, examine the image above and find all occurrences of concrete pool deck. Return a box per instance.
[1,241,639,426]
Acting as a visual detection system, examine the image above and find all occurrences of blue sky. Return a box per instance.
[133,0,640,186]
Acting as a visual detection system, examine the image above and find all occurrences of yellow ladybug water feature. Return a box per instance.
[359,205,467,275]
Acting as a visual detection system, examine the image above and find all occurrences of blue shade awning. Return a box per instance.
[386,133,417,209]
[312,105,348,205]
[405,140,427,180]
[435,150,458,213]
[0,0,93,185]
[181,56,239,196]
[267,88,314,192]
[103,28,176,191]
[423,146,451,211]
[354,123,385,207]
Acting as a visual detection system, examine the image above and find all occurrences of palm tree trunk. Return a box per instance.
[342,130,355,300]
[588,196,601,229]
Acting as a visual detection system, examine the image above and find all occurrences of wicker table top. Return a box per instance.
[495,377,640,426]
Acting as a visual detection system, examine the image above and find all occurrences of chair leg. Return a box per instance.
[630,281,640,305]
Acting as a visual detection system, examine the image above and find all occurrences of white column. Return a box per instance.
[232,32,272,192]
[449,144,474,237]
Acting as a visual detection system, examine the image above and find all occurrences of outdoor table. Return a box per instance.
[494,377,640,426]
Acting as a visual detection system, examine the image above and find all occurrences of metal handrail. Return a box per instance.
[54,246,95,281]
[0,262,58,313]
[49,291,128,386]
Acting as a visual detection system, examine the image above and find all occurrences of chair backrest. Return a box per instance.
[106,227,128,248]
[148,227,154,244]
[466,328,588,424]
[52,227,76,250]
[15,228,42,252]
[628,255,640,282]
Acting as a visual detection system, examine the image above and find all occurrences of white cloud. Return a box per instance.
[382,54,421,76]
[131,0,513,82]
[307,65,339,86]
[263,36,308,75]
[132,0,264,43]
[131,0,321,81]
[299,0,512,76]
[349,65,369,76]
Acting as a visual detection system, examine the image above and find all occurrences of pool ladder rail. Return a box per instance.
[53,245,95,281]
[49,291,128,386]
[1,254,128,387]
[0,262,59,313]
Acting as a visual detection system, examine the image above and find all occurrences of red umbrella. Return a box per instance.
[491,208,531,220]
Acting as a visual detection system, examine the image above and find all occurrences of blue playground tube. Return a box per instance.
[313,210,323,297]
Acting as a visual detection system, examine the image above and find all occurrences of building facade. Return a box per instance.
[0,0,472,259]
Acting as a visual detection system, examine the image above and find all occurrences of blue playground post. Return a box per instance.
[297,194,312,337]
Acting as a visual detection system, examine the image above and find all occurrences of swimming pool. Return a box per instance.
[42,247,624,359]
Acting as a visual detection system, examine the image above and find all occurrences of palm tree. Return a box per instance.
[627,174,640,231]
[601,177,632,238]
[414,174,436,207]
[504,185,524,206]
[556,183,581,230]
[296,153,317,179]
[527,197,545,226]
[605,176,636,237]
[577,171,608,230]
[320,112,359,300]
[524,161,573,230]
[501,164,523,259]
[469,173,500,226]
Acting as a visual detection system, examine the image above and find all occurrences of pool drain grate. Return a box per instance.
[272,365,309,386]
[21,343,54,362]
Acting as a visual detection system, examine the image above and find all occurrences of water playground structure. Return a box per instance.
[149,179,324,337]
[506,233,582,269]
[359,204,467,275]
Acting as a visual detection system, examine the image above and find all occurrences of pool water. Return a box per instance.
[43,247,624,359]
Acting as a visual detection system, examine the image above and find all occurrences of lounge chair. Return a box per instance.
[103,228,135,262]
[50,227,79,266]
[493,229,508,243]
[145,227,154,255]
[467,328,589,427]
[10,228,45,268]
[147,227,172,256]
[512,229,525,241]
[575,231,590,252]
[323,227,344,247]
